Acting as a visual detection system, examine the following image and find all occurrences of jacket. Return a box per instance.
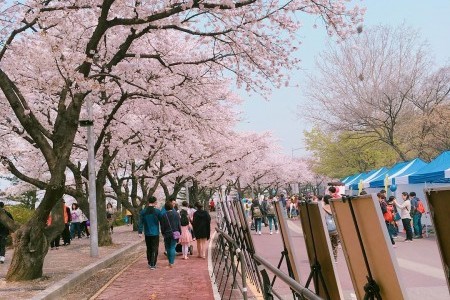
[0,210,13,236]
[395,199,411,219]
[138,206,161,236]
[159,210,181,240]
[193,209,211,240]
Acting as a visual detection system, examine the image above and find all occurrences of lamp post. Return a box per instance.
[80,98,99,257]
[291,147,304,158]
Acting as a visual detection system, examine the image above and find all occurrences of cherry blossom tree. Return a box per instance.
[0,0,363,281]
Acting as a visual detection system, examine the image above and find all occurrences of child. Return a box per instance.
[179,208,193,259]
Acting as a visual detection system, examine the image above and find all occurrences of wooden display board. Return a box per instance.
[274,201,302,283]
[299,201,343,299]
[423,187,450,292]
[330,195,407,300]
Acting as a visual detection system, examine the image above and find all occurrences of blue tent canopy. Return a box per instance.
[348,169,380,190]
[345,173,363,189]
[341,175,351,184]
[408,151,450,184]
[342,173,360,185]
[393,158,427,185]
[368,161,410,188]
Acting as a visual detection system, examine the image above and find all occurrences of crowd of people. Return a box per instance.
[242,185,425,264]
[378,189,426,246]
[138,197,211,269]
[46,200,91,250]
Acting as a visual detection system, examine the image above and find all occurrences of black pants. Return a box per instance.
[402,218,413,241]
[0,235,6,256]
[62,223,71,245]
[51,235,61,248]
[145,235,159,267]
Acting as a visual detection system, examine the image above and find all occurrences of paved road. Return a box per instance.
[93,229,216,300]
[251,218,449,300]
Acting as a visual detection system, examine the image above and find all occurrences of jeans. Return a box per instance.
[82,221,90,237]
[70,222,82,239]
[413,213,422,236]
[254,218,262,232]
[0,235,6,256]
[145,235,159,267]
[402,218,413,241]
[267,215,278,231]
[164,237,177,265]
[385,222,395,245]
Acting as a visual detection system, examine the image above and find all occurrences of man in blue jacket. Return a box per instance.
[138,196,161,269]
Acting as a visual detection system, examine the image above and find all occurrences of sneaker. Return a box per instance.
[414,235,423,239]
[270,231,273,235]
[393,244,398,248]
[392,236,398,239]
[405,239,413,243]
[276,230,279,234]
[0,256,4,263]
[258,231,261,235]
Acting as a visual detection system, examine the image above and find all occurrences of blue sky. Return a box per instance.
[235,0,450,157]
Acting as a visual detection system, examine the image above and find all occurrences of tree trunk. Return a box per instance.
[6,220,48,281]
[96,170,112,246]
[131,209,139,232]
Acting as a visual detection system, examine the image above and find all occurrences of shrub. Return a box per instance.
[5,205,34,225]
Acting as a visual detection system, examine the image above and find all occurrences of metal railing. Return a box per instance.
[253,253,322,300]
[212,228,248,300]
[211,197,324,300]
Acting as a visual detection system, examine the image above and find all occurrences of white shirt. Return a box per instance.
[395,199,411,219]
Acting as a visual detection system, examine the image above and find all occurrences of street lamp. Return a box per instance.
[291,147,304,158]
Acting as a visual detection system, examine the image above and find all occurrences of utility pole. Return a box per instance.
[84,98,99,257]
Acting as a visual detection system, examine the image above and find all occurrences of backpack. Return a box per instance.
[180,210,189,226]
[325,212,337,234]
[267,203,276,216]
[253,206,262,218]
[416,199,425,214]
[383,204,394,222]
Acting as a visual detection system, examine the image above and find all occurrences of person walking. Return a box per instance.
[251,199,263,235]
[192,201,211,259]
[380,194,396,247]
[266,196,279,235]
[323,195,339,262]
[106,203,116,234]
[179,201,193,259]
[47,214,60,250]
[138,196,161,270]
[188,203,196,241]
[159,201,181,268]
[394,192,413,242]
[409,192,423,238]
[260,195,268,227]
[125,209,133,226]
[0,202,13,263]
[70,203,83,239]
[61,200,72,246]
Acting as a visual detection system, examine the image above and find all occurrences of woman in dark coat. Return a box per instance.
[159,201,181,267]
[192,202,211,258]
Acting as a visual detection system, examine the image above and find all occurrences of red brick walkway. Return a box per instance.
[94,223,216,300]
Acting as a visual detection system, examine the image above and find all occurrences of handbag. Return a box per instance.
[165,213,181,240]
[394,212,401,221]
